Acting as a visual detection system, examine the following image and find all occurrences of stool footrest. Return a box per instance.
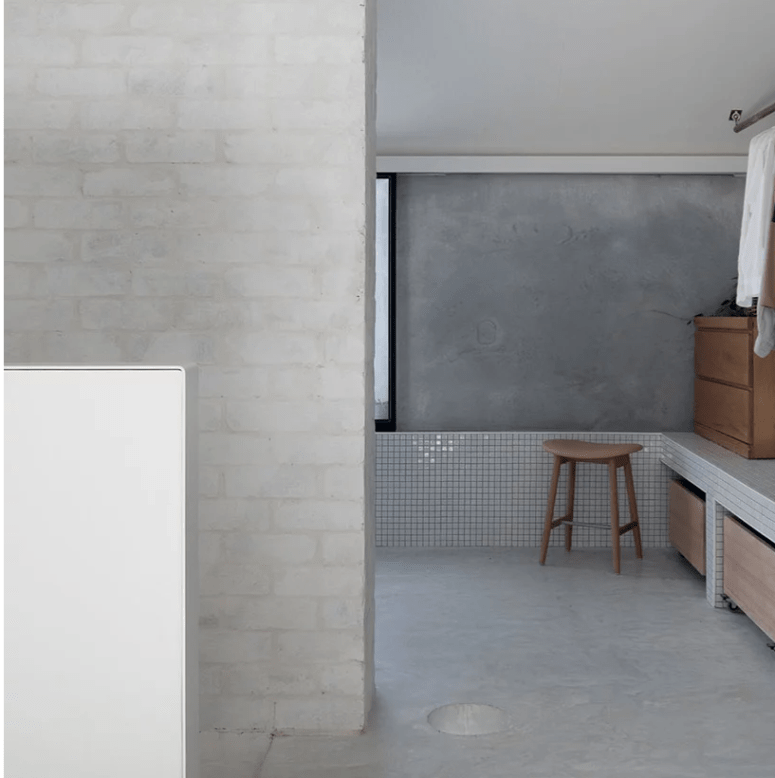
[618,521,639,535]
[560,520,611,529]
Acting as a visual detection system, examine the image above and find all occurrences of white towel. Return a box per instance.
[737,126,775,308]
[756,304,775,357]
[754,203,775,357]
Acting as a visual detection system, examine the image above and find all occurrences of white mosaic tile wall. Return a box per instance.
[376,432,670,547]
[706,497,726,608]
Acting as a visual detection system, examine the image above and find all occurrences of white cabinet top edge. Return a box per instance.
[5,364,196,372]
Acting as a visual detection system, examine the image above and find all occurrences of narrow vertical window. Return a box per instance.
[375,174,396,430]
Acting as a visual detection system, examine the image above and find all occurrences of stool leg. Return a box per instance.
[565,460,576,552]
[623,456,643,559]
[540,455,562,565]
[608,459,621,574]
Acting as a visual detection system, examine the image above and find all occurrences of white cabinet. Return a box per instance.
[5,366,199,778]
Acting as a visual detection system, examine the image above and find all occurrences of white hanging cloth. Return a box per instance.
[736,125,775,357]
[755,208,775,358]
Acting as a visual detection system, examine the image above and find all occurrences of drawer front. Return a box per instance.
[695,330,751,387]
[669,481,705,574]
[694,378,752,443]
[694,422,753,458]
[724,516,775,641]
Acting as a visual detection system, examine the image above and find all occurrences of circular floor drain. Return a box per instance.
[427,703,509,735]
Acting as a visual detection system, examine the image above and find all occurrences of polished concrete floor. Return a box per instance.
[203,548,775,778]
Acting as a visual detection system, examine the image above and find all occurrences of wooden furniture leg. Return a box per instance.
[608,458,621,575]
[540,455,563,565]
[565,460,576,552]
[624,456,643,559]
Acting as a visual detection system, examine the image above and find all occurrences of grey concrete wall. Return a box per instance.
[396,174,744,431]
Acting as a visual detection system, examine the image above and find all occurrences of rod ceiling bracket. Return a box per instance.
[731,100,775,133]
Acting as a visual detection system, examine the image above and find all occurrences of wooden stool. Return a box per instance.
[539,439,644,574]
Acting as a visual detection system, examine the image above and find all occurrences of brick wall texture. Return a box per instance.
[5,0,376,733]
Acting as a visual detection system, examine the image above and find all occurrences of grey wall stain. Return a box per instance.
[396,173,744,431]
[476,319,498,346]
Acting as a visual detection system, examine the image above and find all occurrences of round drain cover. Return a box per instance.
[427,703,509,735]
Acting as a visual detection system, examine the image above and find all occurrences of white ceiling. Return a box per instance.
[376,0,775,157]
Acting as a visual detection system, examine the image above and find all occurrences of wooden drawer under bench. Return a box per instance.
[723,516,775,641]
[669,479,706,575]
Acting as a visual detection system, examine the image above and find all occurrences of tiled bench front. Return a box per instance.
[661,432,775,610]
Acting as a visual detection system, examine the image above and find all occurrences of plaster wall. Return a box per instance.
[5,0,375,734]
[396,173,745,432]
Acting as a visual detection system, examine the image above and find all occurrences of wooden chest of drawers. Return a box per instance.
[694,317,775,459]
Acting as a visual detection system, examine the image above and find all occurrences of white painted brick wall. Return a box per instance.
[5,0,375,734]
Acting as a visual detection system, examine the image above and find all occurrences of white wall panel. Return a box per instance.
[5,366,198,778]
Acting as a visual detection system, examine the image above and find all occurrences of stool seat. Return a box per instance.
[543,439,643,461]
[539,438,644,574]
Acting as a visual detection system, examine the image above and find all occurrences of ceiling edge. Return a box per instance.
[376,156,748,175]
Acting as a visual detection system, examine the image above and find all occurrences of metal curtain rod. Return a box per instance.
[734,100,775,133]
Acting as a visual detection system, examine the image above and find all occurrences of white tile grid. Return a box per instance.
[703,497,726,607]
[376,432,669,548]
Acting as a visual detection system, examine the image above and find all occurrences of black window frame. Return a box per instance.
[375,172,396,432]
